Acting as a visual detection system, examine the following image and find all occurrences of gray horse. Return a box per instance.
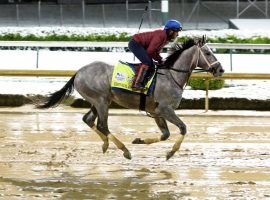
[37,38,224,160]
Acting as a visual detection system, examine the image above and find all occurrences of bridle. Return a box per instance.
[160,44,220,89]
[199,47,220,70]
[166,45,220,74]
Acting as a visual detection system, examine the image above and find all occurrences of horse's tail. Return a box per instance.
[36,74,76,109]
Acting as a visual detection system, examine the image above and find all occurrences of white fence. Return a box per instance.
[0,41,270,71]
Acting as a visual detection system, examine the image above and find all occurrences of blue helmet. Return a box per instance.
[164,19,182,31]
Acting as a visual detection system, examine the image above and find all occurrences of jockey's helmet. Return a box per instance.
[164,19,182,31]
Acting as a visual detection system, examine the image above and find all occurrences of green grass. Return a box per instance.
[188,79,225,90]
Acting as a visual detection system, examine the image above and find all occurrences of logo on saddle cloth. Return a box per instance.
[111,61,156,96]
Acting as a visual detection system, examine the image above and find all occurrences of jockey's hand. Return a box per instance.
[153,61,159,66]
[156,59,165,67]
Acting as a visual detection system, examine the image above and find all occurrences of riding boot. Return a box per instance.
[132,64,149,90]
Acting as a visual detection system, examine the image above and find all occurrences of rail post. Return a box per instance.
[126,0,129,28]
[36,47,39,69]
[82,0,85,27]
[16,4,19,26]
[60,3,63,26]
[102,4,106,27]
[205,78,209,112]
[38,0,41,26]
[230,49,233,71]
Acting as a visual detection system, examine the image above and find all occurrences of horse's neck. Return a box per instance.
[171,46,197,88]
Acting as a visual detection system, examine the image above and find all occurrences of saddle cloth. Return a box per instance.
[111,61,156,96]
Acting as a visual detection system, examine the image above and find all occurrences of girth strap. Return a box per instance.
[139,93,146,111]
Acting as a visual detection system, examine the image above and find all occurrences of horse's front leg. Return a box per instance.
[156,106,187,160]
[132,117,170,144]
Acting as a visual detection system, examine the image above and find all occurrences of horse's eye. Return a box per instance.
[206,52,211,56]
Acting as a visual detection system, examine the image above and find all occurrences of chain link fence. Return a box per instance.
[0,1,269,29]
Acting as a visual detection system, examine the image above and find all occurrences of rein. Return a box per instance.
[167,67,210,73]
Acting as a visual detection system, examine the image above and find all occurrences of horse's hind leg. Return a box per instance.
[83,106,109,153]
[132,117,170,144]
[95,102,132,160]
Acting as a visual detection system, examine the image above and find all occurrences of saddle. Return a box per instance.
[111,61,156,96]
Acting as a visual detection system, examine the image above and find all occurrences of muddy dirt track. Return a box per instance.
[0,107,270,199]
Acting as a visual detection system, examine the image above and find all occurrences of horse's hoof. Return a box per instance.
[166,151,175,161]
[123,151,132,160]
[102,142,109,153]
[132,138,145,144]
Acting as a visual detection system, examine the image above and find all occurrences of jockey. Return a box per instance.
[128,19,182,89]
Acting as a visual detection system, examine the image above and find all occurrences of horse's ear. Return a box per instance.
[194,37,201,46]
[202,35,207,45]
[197,37,203,47]
[202,35,205,44]
[198,35,207,47]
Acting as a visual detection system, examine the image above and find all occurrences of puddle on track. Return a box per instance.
[0,111,270,199]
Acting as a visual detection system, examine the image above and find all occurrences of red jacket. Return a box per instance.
[133,29,168,62]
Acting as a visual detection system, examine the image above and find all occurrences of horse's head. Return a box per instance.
[196,36,225,77]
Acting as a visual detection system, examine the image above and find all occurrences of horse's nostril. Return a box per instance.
[220,69,225,73]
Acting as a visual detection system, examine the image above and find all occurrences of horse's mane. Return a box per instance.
[163,39,196,68]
